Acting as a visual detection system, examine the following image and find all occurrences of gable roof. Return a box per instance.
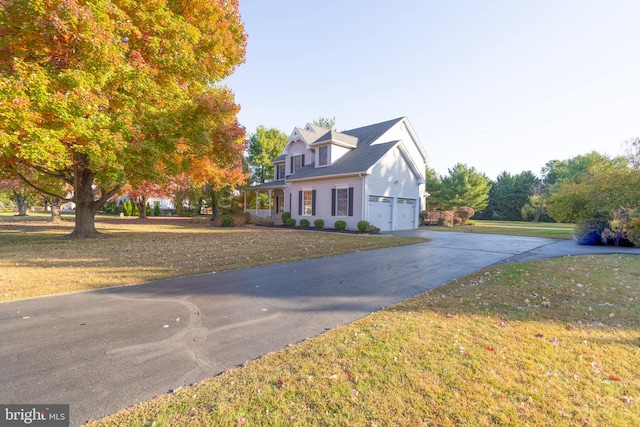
[287,117,405,181]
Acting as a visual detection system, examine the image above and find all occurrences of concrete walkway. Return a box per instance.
[1,231,638,426]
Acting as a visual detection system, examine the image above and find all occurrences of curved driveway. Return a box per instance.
[1,231,639,426]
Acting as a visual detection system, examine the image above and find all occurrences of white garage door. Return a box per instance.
[396,198,416,230]
[368,196,393,231]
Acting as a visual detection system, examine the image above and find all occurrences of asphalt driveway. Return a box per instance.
[1,230,638,426]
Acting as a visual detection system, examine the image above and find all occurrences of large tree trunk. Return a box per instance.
[210,188,219,221]
[69,155,100,238]
[13,190,28,216]
[135,195,148,220]
[50,198,63,223]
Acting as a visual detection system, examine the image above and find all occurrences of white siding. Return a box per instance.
[286,140,314,175]
[330,144,352,164]
[375,120,426,181]
[365,147,421,230]
[287,176,364,230]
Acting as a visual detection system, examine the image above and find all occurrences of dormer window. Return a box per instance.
[276,164,285,180]
[318,146,328,166]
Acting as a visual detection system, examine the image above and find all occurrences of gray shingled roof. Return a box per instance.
[287,117,404,181]
[312,130,358,148]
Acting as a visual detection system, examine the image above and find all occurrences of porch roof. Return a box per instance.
[248,180,286,191]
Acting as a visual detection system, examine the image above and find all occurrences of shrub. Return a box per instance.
[366,224,381,234]
[334,220,347,231]
[146,202,151,217]
[153,202,160,216]
[627,217,640,247]
[220,215,235,227]
[300,218,310,228]
[314,219,325,229]
[122,200,132,216]
[600,207,636,247]
[467,220,476,226]
[437,217,453,227]
[574,214,608,245]
[253,217,275,226]
[456,206,476,224]
[282,211,291,224]
[357,220,370,232]
[285,218,296,226]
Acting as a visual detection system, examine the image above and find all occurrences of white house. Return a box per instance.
[247,117,429,232]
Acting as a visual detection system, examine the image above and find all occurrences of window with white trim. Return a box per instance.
[303,190,313,215]
[318,146,328,166]
[336,188,348,216]
[291,154,304,174]
[276,164,285,180]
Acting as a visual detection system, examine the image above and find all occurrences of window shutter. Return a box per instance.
[331,189,336,216]
[289,193,291,213]
[298,191,302,215]
[301,154,305,167]
[275,196,280,214]
[312,190,316,216]
[348,187,354,216]
[290,158,293,174]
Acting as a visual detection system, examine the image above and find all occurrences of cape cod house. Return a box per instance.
[246,117,429,232]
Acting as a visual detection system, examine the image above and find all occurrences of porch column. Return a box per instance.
[268,190,273,217]
[254,190,259,216]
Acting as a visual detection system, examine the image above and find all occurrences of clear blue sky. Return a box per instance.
[224,1,640,180]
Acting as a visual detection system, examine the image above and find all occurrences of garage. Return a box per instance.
[368,195,393,231]
[396,198,417,230]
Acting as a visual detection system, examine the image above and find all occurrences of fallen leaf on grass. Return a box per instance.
[534,333,544,338]
[608,374,622,381]
[487,346,494,352]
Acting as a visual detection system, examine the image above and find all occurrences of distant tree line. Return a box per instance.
[426,138,640,246]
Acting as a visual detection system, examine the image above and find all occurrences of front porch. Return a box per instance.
[243,181,286,220]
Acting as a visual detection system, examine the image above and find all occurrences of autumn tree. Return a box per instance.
[439,163,491,211]
[0,0,247,237]
[246,126,288,184]
[0,178,32,215]
[122,181,163,220]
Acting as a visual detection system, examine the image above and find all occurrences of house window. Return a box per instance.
[303,191,313,215]
[290,154,304,174]
[318,146,328,166]
[336,188,348,216]
[331,187,354,217]
[298,190,316,216]
[276,164,285,180]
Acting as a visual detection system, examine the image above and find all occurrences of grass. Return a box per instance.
[427,220,575,239]
[0,212,425,302]
[3,213,638,425]
[87,254,640,426]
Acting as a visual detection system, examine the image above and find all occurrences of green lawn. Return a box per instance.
[425,219,575,239]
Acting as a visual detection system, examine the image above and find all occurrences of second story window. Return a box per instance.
[318,146,328,166]
[290,154,304,174]
[276,164,285,180]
